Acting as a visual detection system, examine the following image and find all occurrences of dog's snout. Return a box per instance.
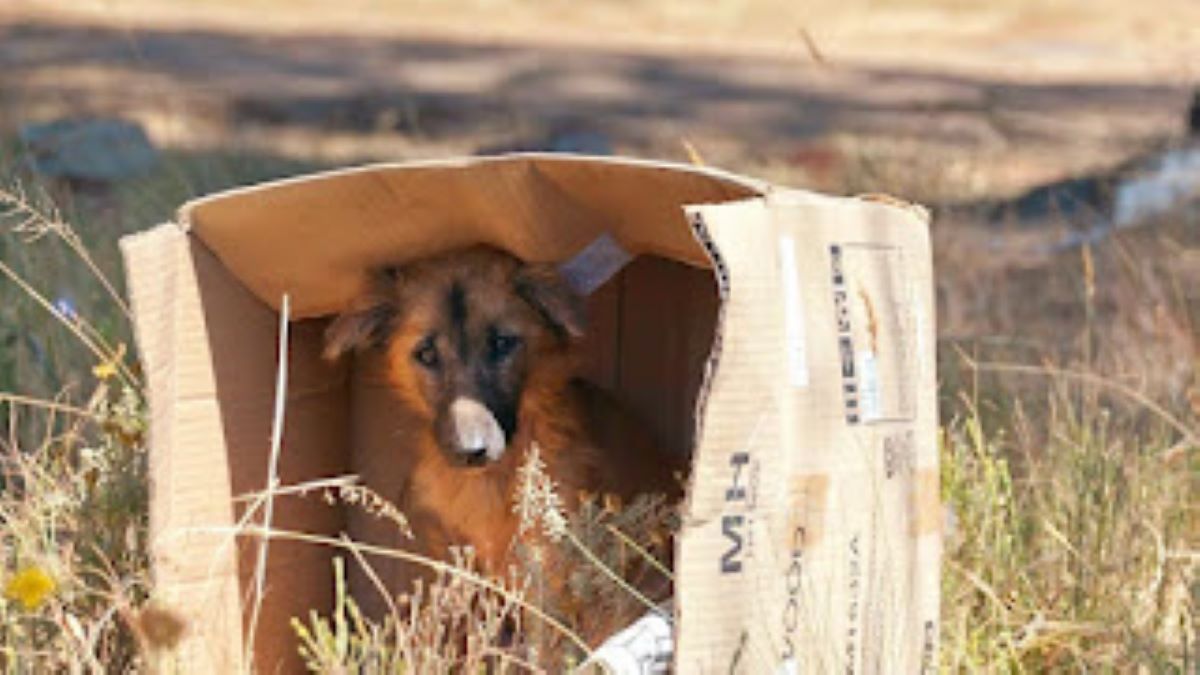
[448,397,506,464]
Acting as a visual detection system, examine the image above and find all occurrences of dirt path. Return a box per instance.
[2,2,1197,201]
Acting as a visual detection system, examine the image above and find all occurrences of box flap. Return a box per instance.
[179,154,765,319]
[676,191,939,672]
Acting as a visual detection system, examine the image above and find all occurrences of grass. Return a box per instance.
[941,370,1195,670]
[0,148,322,671]
[0,140,1195,672]
[291,554,530,672]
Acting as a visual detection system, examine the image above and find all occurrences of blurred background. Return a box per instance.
[0,1,1196,671]
[4,0,1198,196]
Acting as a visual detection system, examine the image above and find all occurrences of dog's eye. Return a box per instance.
[413,337,441,369]
[487,332,521,362]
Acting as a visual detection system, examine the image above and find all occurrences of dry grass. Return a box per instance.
[292,552,531,672]
[941,365,1196,670]
[935,199,1198,671]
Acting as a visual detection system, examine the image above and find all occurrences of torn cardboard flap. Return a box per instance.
[121,154,937,674]
[677,190,938,673]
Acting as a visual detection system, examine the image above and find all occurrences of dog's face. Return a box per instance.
[324,246,584,468]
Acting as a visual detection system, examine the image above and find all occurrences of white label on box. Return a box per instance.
[558,232,634,296]
[778,235,809,388]
[856,350,882,422]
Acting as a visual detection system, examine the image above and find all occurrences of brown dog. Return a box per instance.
[323,245,683,588]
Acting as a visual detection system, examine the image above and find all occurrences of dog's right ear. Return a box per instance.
[514,263,585,340]
[323,266,402,361]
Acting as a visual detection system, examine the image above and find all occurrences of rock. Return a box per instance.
[19,118,158,182]
[543,129,614,155]
[1111,143,1200,227]
[477,124,614,156]
[985,141,1200,254]
[992,175,1113,228]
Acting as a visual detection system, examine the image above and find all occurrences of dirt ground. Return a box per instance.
[2,0,1198,202]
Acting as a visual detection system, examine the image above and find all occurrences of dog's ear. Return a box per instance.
[323,265,402,360]
[514,263,585,339]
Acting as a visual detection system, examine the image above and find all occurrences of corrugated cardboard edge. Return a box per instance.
[677,196,783,671]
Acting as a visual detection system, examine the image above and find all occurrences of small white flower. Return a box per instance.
[513,443,568,541]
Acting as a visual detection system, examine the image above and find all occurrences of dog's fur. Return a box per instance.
[324,245,683,581]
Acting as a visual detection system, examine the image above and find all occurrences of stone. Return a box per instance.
[19,118,158,182]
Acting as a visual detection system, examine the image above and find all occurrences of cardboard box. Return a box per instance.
[120,154,939,673]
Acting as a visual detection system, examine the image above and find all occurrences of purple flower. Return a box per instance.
[53,296,77,321]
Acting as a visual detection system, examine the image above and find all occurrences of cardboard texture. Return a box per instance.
[120,154,938,673]
[676,193,939,673]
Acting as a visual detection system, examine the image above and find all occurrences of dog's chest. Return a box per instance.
[408,458,519,571]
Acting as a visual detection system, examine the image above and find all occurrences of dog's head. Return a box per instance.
[324,246,584,467]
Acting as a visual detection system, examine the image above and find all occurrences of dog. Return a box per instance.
[323,245,684,613]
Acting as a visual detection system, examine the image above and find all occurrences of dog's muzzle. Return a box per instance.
[448,397,507,466]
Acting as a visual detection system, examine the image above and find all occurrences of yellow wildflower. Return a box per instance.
[5,566,56,611]
[92,343,126,380]
[92,361,118,380]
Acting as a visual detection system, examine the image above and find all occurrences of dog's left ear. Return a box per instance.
[515,263,585,339]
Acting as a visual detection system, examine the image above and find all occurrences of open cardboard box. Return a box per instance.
[121,154,940,673]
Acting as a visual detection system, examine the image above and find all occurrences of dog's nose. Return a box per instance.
[462,447,489,466]
[449,397,507,463]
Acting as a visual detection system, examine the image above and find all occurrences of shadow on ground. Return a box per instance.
[1,20,1192,174]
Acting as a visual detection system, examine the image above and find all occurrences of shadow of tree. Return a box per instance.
[1,20,1190,156]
